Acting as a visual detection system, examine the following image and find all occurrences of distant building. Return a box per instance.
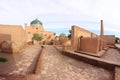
[0,18,55,53]
[99,20,115,46]
[66,20,116,57]
[25,18,55,44]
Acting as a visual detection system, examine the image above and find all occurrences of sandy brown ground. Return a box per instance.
[39,45,113,80]
[0,45,114,80]
[0,45,41,75]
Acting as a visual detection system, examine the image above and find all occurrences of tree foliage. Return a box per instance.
[115,37,119,43]
[32,33,43,41]
[54,33,56,35]
[68,30,71,39]
[69,30,71,33]
[68,34,71,39]
[59,33,68,45]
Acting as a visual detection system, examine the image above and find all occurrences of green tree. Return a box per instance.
[59,33,68,45]
[32,33,43,42]
[54,33,56,36]
[68,30,71,39]
[115,37,119,43]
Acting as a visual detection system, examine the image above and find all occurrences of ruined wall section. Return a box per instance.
[79,37,107,53]
[0,25,26,53]
[25,25,55,44]
[71,25,98,50]
[101,35,115,45]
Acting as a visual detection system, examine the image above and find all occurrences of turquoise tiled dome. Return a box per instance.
[30,18,43,25]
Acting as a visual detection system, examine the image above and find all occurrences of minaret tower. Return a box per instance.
[100,20,104,36]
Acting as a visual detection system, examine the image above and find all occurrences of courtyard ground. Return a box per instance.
[0,45,115,80]
[39,45,113,80]
[0,45,41,80]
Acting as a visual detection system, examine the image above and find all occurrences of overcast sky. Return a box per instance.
[0,0,120,37]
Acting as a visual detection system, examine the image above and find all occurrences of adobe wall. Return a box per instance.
[25,26,44,42]
[80,37,100,53]
[0,25,26,53]
[25,25,45,32]
[101,35,115,45]
[115,67,120,80]
[71,25,98,50]
[0,34,11,43]
[0,34,11,49]
[25,25,55,43]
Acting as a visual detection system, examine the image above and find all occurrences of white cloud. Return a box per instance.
[0,0,120,36]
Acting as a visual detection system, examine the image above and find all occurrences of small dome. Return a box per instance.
[30,18,43,26]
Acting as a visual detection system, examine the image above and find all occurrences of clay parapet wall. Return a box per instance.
[79,37,107,53]
[101,35,115,46]
[71,25,98,50]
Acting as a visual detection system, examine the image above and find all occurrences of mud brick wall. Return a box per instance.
[80,37,100,53]
[101,35,115,45]
[71,25,98,51]
[0,25,26,53]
